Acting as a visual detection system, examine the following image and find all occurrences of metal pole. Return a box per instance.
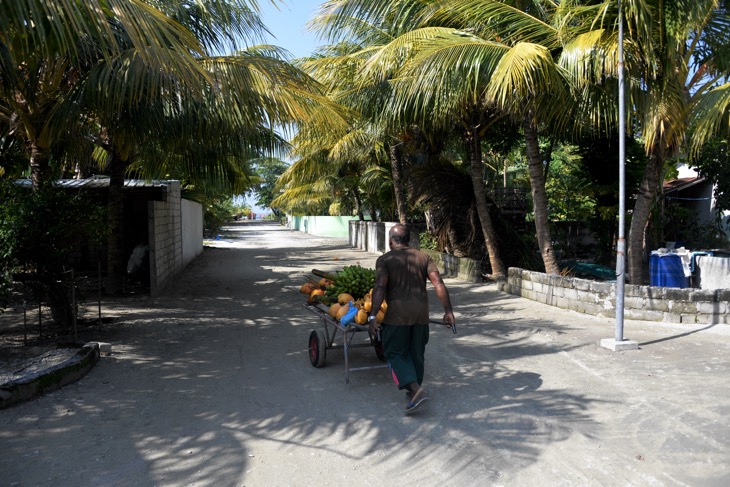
[98,259,102,327]
[615,0,626,341]
[23,301,28,346]
[38,293,42,338]
[71,269,78,342]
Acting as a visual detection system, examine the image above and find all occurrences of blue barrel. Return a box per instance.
[650,253,689,288]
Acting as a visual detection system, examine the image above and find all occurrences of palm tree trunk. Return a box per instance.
[524,117,559,275]
[466,125,505,278]
[29,142,52,189]
[369,205,378,222]
[628,150,664,284]
[105,152,127,295]
[389,143,408,224]
[353,189,364,221]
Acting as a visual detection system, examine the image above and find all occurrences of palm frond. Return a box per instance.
[690,82,730,156]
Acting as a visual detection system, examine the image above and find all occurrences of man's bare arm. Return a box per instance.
[428,270,455,327]
[368,274,388,336]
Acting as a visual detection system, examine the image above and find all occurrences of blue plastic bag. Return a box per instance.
[340,301,358,326]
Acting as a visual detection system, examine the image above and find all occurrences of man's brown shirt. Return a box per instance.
[375,247,438,326]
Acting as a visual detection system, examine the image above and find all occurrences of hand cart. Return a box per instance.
[302,302,388,384]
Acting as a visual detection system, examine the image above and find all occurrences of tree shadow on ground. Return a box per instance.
[1,226,611,486]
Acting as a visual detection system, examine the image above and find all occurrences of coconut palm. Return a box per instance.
[0,0,209,188]
[560,0,730,283]
[0,0,214,311]
[307,2,501,275]
[2,1,349,297]
[307,3,442,226]
[323,0,577,276]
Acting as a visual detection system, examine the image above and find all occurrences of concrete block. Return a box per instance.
[662,312,683,323]
[550,285,565,298]
[663,287,691,301]
[563,288,579,301]
[88,342,112,354]
[585,301,604,316]
[547,274,565,288]
[645,297,671,312]
[646,286,665,300]
[521,289,536,301]
[532,272,552,286]
[625,308,663,322]
[600,338,639,352]
[591,281,613,296]
[531,283,545,295]
[573,279,592,292]
[669,301,698,314]
[623,296,644,309]
[695,314,722,325]
[690,289,718,303]
[696,301,727,315]
[624,284,643,298]
[717,289,730,302]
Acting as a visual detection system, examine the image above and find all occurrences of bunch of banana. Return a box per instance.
[314,265,376,300]
[331,265,376,299]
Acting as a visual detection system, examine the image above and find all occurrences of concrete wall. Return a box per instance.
[181,199,203,267]
[148,194,202,297]
[349,221,419,254]
[498,267,730,325]
[291,216,360,238]
[422,250,483,283]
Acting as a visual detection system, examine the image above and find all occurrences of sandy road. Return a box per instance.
[1,221,729,486]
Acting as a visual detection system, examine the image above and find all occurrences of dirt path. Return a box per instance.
[1,221,729,486]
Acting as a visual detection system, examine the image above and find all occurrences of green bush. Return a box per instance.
[419,232,438,251]
[0,182,106,330]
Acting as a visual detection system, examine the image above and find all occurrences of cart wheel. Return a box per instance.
[370,333,387,362]
[308,329,327,368]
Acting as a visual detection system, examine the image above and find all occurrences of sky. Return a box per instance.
[244,2,325,213]
[258,1,323,58]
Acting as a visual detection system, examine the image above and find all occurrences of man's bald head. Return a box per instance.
[389,224,410,245]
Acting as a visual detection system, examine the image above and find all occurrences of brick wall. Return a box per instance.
[498,267,730,325]
[147,182,202,296]
[148,201,182,297]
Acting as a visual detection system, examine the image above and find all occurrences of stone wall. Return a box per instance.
[498,267,730,325]
[422,250,483,283]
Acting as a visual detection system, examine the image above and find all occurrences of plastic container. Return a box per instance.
[649,252,689,288]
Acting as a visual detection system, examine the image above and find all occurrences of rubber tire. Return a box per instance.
[308,329,327,368]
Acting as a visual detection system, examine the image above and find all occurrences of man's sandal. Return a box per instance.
[405,388,428,414]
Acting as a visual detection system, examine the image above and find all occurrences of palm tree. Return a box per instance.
[2,1,349,297]
[560,0,730,283]
[0,0,209,188]
[312,1,590,276]
[0,0,213,314]
[307,3,440,226]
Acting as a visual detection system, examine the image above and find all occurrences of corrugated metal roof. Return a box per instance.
[663,176,707,193]
[14,178,176,189]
